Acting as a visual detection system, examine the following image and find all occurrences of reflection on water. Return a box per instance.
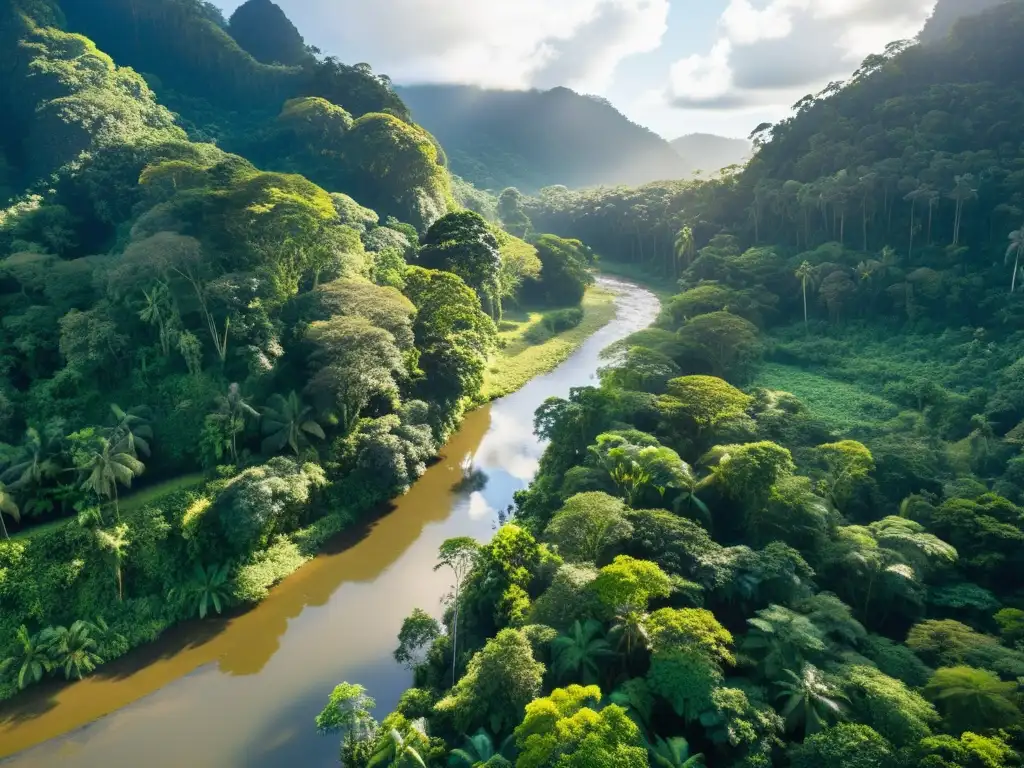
[0,278,658,768]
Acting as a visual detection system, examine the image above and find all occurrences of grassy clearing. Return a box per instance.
[481,286,617,401]
[11,472,206,541]
[753,361,901,435]
[119,473,206,514]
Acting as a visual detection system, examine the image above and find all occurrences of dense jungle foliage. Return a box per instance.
[0,0,596,703]
[314,2,1024,767]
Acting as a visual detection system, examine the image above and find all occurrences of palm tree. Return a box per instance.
[108,404,153,458]
[138,281,177,357]
[1006,225,1024,293]
[1,424,63,491]
[608,678,654,731]
[648,735,705,768]
[673,227,695,278]
[88,616,125,656]
[367,720,428,767]
[213,383,258,463]
[948,174,977,246]
[0,481,20,540]
[795,261,814,331]
[774,664,847,737]
[169,562,233,619]
[43,620,104,681]
[75,434,145,521]
[0,625,52,689]
[96,524,131,602]
[551,619,615,685]
[448,729,516,767]
[608,604,650,657]
[260,391,325,456]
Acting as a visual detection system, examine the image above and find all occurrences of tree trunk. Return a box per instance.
[802,283,808,332]
[908,202,916,261]
[451,581,460,686]
[1013,249,1020,293]
[0,514,8,540]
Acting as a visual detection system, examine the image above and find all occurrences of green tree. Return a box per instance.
[675,311,761,379]
[367,719,429,768]
[435,629,544,735]
[316,682,378,760]
[705,441,795,509]
[841,664,937,748]
[774,664,847,737]
[260,391,325,456]
[169,562,233,619]
[95,523,130,602]
[43,620,104,681]
[741,604,825,681]
[1,424,64,494]
[658,376,752,441]
[108,404,153,459]
[434,537,480,685]
[419,211,502,318]
[646,608,734,666]
[788,723,895,768]
[513,685,647,768]
[543,492,633,563]
[71,430,145,521]
[208,383,259,465]
[550,619,615,685]
[674,226,695,277]
[394,608,442,669]
[816,440,875,510]
[923,666,1023,734]
[592,556,673,612]
[1,625,53,689]
[0,481,20,540]
[497,187,532,239]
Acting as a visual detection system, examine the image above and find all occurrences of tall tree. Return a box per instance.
[95,524,131,602]
[1007,225,1024,293]
[72,432,145,521]
[795,261,814,331]
[434,537,480,685]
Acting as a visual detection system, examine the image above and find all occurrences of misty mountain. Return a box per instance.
[397,84,689,193]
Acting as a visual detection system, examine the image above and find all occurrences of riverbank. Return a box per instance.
[481,285,616,400]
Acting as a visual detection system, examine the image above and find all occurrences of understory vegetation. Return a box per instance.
[318,3,1024,767]
[0,0,598,703]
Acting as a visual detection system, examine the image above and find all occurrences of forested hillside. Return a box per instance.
[324,2,1024,767]
[397,84,689,193]
[0,0,597,705]
[918,0,1006,43]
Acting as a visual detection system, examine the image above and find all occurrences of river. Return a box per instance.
[0,277,658,767]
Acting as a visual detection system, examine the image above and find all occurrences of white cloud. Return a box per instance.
[244,0,668,94]
[668,0,935,110]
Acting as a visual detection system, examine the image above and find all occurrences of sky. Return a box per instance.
[213,0,939,140]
